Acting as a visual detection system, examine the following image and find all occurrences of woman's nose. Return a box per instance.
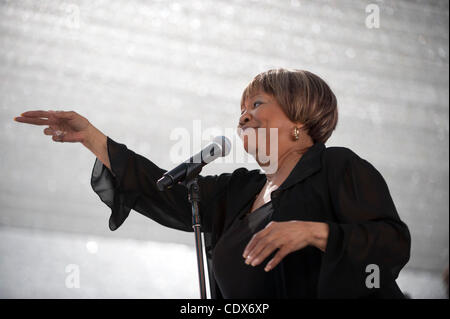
[239,112,251,126]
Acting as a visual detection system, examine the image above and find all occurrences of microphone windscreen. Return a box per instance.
[213,136,231,157]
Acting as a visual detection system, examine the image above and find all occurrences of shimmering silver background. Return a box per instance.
[1,0,448,298]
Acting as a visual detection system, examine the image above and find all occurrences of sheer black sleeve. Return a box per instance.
[90,136,231,232]
[318,154,411,298]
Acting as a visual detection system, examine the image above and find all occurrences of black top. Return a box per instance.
[90,137,411,299]
[213,201,277,298]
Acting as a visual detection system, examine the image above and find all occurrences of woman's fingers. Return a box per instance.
[20,110,60,118]
[243,234,261,259]
[52,134,64,142]
[243,221,275,258]
[16,109,84,144]
[14,110,71,125]
[264,246,291,272]
[244,232,275,265]
[45,126,82,143]
[15,110,54,125]
[44,126,64,141]
[247,241,280,267]
[43,127,54,135]
[14,116,52,126]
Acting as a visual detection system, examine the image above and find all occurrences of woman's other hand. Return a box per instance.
[14,110,92,143]
[242,221,329,272]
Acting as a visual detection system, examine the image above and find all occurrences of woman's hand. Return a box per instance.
[242,221,329,272]
[14,109,111,170]
[14,110,92,143]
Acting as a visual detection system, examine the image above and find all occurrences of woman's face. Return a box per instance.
[237,90,298,166]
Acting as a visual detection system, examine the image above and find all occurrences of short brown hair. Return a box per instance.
[241,68,338,144]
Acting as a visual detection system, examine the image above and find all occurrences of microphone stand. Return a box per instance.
[180,165,207,299]
[158,138,230,299]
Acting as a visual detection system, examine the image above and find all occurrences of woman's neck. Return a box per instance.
[263,144,312,187]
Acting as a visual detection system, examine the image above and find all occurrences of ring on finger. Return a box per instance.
[55,130,65,141]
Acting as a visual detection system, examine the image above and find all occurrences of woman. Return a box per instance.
[14,68,411,299]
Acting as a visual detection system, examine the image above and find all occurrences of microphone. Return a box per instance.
[156,136,231,191]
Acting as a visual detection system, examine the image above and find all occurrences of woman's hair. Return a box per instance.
[241,68,338,144]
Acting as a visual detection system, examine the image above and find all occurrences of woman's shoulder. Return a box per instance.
[323,144,373,171]
[323,145,382,178]
[323,145,360,163]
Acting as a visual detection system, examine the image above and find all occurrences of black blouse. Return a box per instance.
[213,201,277,298]
[90,136,411,299]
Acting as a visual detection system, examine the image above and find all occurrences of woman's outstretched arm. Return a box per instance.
[14,109,234,233]
[82,124,111,172]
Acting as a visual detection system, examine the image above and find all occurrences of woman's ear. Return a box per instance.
[293,121,306,131]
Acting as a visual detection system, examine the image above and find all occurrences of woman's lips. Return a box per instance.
[240,126,258,131]
[237,126,259,139]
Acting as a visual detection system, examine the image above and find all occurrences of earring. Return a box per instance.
[293,127,300,140]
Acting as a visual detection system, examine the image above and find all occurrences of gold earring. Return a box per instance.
[293,127,300,140]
